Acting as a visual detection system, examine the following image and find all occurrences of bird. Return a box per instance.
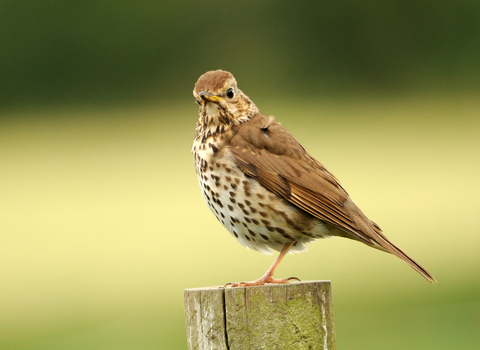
[192,69,436,287]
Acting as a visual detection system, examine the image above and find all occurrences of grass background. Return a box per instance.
[1,1,480,348]
[1,94,479,349]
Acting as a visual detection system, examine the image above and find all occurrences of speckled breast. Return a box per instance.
[192,135,327,254]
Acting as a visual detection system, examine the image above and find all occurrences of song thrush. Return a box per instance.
[192,70,436,286]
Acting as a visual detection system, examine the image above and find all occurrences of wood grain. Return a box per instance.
[184,281,336,350]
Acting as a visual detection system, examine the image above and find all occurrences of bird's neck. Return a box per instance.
[194,104,258,143]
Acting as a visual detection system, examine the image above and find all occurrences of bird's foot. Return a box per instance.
[225,276,300,288]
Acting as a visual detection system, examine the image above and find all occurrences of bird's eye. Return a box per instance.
[226,88,234,99]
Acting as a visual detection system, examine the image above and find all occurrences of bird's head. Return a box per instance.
[193,70,259,134]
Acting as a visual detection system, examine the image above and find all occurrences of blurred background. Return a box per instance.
[1,1,479,349]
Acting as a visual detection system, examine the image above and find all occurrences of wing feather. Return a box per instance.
[229,114,369,241]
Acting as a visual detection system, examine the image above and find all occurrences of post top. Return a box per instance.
[184,280,331,292]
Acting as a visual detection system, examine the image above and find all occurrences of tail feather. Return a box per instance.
[370,224,436,283]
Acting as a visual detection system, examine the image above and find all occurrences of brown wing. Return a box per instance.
[229,114,436,282]
[229,114,375,244]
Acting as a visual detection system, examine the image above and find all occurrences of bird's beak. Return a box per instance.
[199,91,225,103]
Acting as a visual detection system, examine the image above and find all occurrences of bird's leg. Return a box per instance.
[225,241,300,287]
[258,241,298,284]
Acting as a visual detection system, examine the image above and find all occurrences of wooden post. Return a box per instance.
[184,280,336,350]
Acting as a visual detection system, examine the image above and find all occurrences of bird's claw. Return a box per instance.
[224,276,301,288]
[224,282,245,288]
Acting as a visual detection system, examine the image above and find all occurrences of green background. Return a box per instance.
[1,2,479,349]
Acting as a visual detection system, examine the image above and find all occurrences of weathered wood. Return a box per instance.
[184,281,336,350]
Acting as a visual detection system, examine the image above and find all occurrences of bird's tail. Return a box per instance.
[369,222,436,283]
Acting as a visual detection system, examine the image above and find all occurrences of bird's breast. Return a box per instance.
[192,136,330,254]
